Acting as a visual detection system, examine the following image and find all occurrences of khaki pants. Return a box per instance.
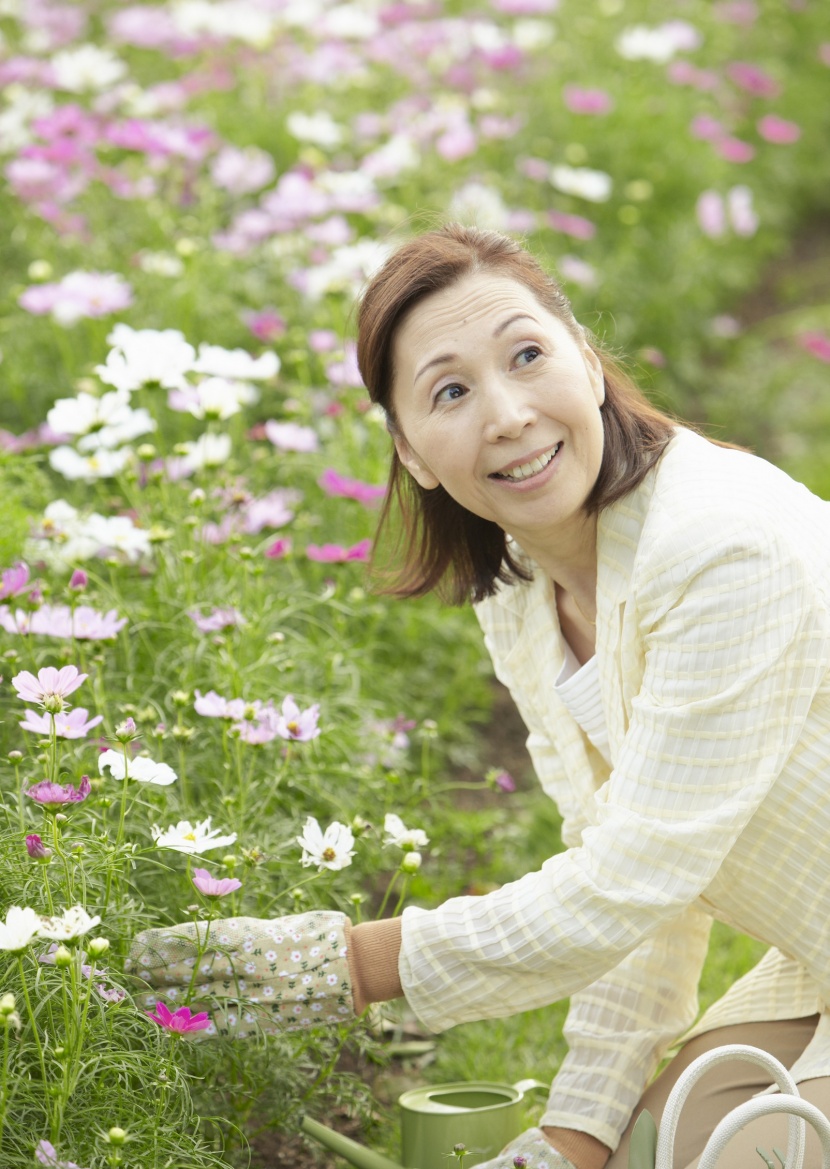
[606,1016,830,1169]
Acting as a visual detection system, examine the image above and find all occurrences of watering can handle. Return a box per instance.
[512,1079,550,1094]
[655,1044,803,1169]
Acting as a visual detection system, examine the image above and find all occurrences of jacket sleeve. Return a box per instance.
[399,517,829,1059]
[540,904,712,1149]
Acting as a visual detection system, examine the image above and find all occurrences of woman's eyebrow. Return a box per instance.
[414,314,540,384]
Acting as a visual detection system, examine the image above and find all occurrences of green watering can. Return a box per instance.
[302,1078,548,1169]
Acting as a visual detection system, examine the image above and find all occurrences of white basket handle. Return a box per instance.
[698,1094,830,1169]
[655,1045,803,1169]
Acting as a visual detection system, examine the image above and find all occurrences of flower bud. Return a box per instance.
[106,1126,127,1146]
[188,488,206,506]
[26,834,52,861]
[221,855,237,871]
[114,717,137,742]
[513,1157,528,1168]
[87,937,110,958]
[43,694,64,715]
[350,815,371,837]
[400,851,422,874]
[69,569,88,591]
[171,689,190,708]
[136,443,157,461]
[2,1011,21,1031]
[54,945,73,968]
[0,993,16,1015]
[7,750,23,763]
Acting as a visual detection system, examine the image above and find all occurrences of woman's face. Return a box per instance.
[390,271,605,555]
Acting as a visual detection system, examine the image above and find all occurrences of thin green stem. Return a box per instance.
[390,876,410,919]
[16,956,49,1120]
[185,917,212,1004]
[375,870,399,919]
[0,1022,9,1150]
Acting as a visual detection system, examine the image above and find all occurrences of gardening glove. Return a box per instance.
[125,910,354,1038]
[475,1128,577,1169]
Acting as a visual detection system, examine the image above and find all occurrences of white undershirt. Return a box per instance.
[554,638,612,766]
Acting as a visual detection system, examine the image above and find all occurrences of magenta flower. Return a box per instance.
[318,468,386,506]
[264,537,292,560]
[690,114,725,141]
[494,770,517,793]
[26,776,91,809]
[0,562,29,601]
[35,1140,87,1169]
[68,569,87,591]
[799,332,830,363]
[242,308,286,343]
[276,695,320,742]
[20,707,103,739]
[192,867,243,897]
[12,665,87,710]
[726,60,780,98]
[563,86,613,115]
[757,115,801,144]
[306,539,372,563]
[188,607,246,633]
[146,1002,211,1034]
[95,984,126,1003]
[26,834,52,860]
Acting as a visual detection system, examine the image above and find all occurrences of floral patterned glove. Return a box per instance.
[126,910,354,1038]
[476,1128,577,1169]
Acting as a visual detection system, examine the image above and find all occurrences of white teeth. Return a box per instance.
[498,443,560,481]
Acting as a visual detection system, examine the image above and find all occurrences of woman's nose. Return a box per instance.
[482,380,536,443]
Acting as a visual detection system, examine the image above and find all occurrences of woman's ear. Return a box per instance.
[393,433,440,490]
[582,344,605,406]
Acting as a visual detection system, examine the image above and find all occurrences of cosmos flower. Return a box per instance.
[98,750,177,786]
[26,776,92,808]
[146,1002,211,1034]
[0,906,42,952]
[192,868,243,897]
[188,606,246,632]
[275,695,320,742]
[20,707,102,739]
[38,905,102,942]
[297,816,355,871]
[383,813,429,852]
[12,665,87,710]
[151,817,237,855]
[0,561,29,600]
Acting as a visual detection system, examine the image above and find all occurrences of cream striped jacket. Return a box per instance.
[399,427,830,1151]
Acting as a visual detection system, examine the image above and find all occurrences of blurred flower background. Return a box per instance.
[0,0,828,1165]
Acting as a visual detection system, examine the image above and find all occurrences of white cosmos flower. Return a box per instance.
[38,905,102,942]
[297,817,355,871]
[80,513,152,562]
[178,432,232,472]
[192,344,279,381]
[0,906,42,952]
[98,749,177,786]
[152,817,238,855]
[448,181,509,230]
[171,377,259,420]
[318,4,378,39]
[51,45,127,92]
[48,390,156,451]
[97,325,196,392]
[383,813,430,852]
[171,0,275,45]
[615,22,700,63]
[286,111,343,149]
[48,445,132,482]
[549,164,613,203]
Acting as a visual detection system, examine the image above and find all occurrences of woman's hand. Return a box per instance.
[126,910,354,1038]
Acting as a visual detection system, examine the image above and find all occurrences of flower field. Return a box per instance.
[0,0,829,1165]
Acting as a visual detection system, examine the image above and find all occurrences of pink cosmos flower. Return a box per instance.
[188,607,246,633]
[757,115,801,144]
[68,569,87,591]
[492,0,557,10]
[667,61,719,90]
[325,343,363,388]
[0,562,29,600]
[318,468,386,506]
[20,707,103,739]
[12,665,86,709]
[690,114,725,141]
[26,775,91,808]
[546,210,596,240]
[306,539,372,563]
[265,420,319,452]
[18,271,133,325]
[309,329,338,352]
[146,1002,211,1033]
[264,537,292,559]
[713,1,758,24]
[563,86,614,116]
[714,137,755,164]
[276,695,321,742]
[96,984,127,1003]
[726,61,780,98]
[192,867,243,897]
[242,308,286,343]
[35,1140,87,1169]
[2,604,128,640]
[799,332,830,363]
[26,834,52,859]
[194,690,246,719]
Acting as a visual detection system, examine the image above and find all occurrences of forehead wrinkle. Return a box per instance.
[402,283,539,374]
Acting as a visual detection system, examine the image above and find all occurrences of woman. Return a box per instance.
[133,225,830,1169]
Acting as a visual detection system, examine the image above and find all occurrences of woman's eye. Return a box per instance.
[516,346,541,366]
[435,383,466,404]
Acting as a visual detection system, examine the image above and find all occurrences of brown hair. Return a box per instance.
[357,223,677,605]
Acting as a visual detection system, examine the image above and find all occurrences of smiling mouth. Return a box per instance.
[490,442,562,482]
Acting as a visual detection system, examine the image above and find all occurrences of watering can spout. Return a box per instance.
[301,1115,405,1169]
